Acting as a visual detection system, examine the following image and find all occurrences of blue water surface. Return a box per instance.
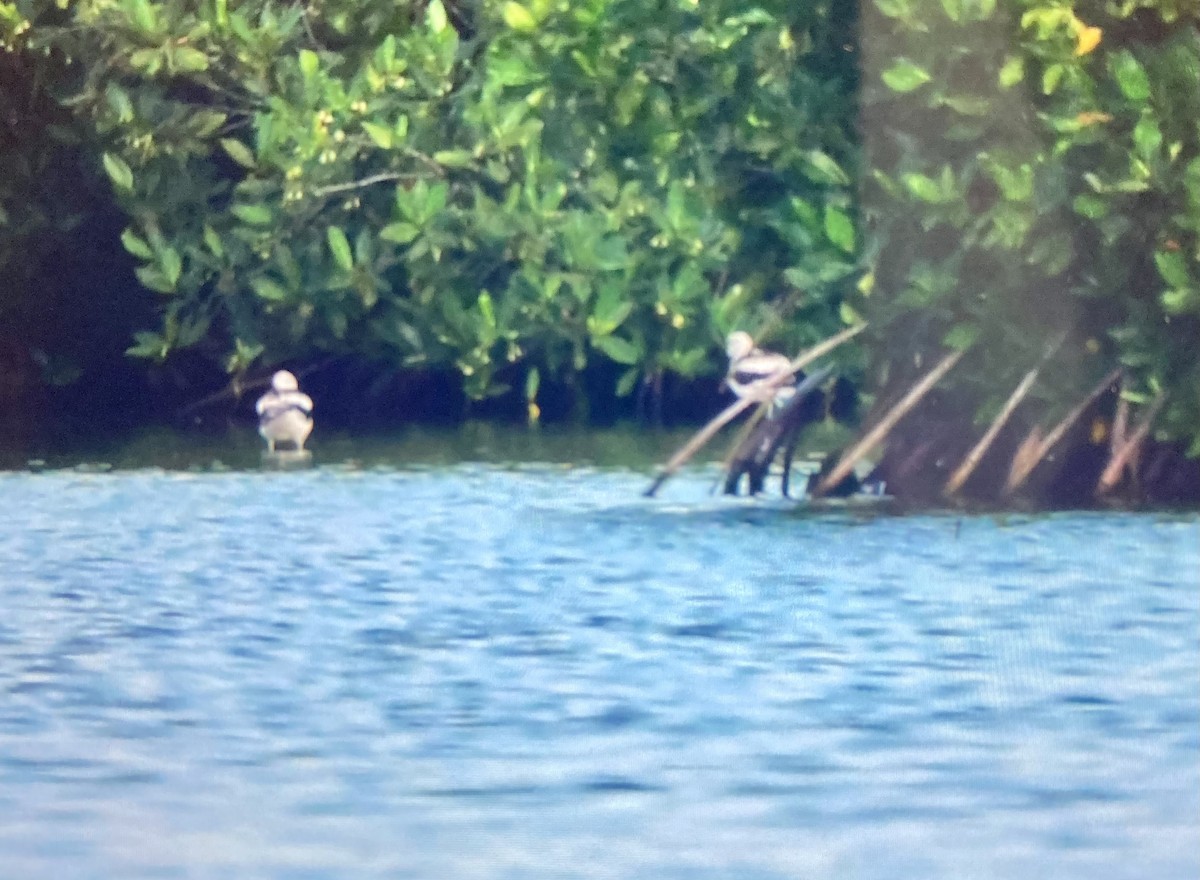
[0,456,1196,879]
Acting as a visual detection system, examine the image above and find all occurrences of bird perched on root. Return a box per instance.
[724,331,797,411]
[256,370,314,454]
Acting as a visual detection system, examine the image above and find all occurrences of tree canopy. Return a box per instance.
[1,0,1197,478]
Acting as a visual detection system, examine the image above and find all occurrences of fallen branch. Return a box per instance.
[1002,367,1122,497]
[177,357,338,419]
[643,397,756,497]
[643,324,866,497]
[814,348,965,497]
[1095,391,1167,497]
[943,332,1065,499]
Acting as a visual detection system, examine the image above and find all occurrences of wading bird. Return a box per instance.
[256,370,314,454]
[724,331,797,410]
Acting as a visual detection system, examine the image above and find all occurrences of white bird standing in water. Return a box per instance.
[256,370,314,454]
[725,331,797,410]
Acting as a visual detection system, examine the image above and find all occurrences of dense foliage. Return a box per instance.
[3,0,859,415]
[859,0,1200,453]
[1,0,1197,461]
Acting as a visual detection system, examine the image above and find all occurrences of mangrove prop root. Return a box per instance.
[1002,367,1122,498]
[814,348,965,498]
[943,332,1065,499]
[643,324,866,497]
[1095,392,1167,497]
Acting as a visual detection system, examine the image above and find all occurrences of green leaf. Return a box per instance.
[901,172,944,203]
[1155,250,1190,288]
[232,204,272,225]
[593,236,628,271]
[503,2,537,31]
[525,367,540,402]
[591,280,633,330]
[802,150,850,186]
[380,222,420,244]
[327,226,354,271]
[433,149,473,167]
[220,138,256,169]
[427,0,448,33]
[881,59,932,93]
[126,0,157,33]
[1042,63,1064,95]
[943,324,979,351]
[1072,194,1108,219]
[874,0,911,19]
[478,291,496,329]
[128,48,161,74]
[172,46,208,72]
[106,85,134,122]
[824,205,856,253]
[102,152,134,192]
[362,122,393,149]
[251,276,289,301]
[121,229,153,260]
[615,367,640,398]
[1133,116,1162,161]
[159,245,182,287]
[127,331,168,360]
[1161,287,1199,315]
[1110,50,1151,101]
[939,0,960,22]
[298,49,319,79]
[203,225,224,258]
[135,265,174,294]
[594,335,640,365]
[998,56,1024,88]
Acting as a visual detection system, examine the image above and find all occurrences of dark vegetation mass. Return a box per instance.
[1,0,1197,505]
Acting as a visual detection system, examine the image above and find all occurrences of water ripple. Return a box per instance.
[0,465,1196,879]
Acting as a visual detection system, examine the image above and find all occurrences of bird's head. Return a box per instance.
[272,370,300,393]
[725,331,755,361]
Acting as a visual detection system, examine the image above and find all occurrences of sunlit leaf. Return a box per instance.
[203,225,224,258]
[426,0,448,33]
[135,265,174,294]
[824,206,855,253]
[1110,50,1151,101]
[594,335,640,365]
[943,324,979,351]
[232,204,272,225]
[380,222,420,244]
[251,276,288,301]
[121,229,153,260]
[172,46,208,72]
[1155,250,1190,288]
[220,138,256,169]
[881,59,931,92]
[298,49,319,78]
[102,152,134,191]
[362,122,393,149]
[998,56,1024,88]
[327,226,354,271]
[503,2,537,31]
[433,149,473,167]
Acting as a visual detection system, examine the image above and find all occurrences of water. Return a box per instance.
[1,433,1197,879]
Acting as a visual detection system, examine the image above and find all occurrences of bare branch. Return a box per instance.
[1095,392,1167,497]
[310,172,408,198]
[1002,367,1122,497]
[814,348,965,497]
[943,332,1065,498]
